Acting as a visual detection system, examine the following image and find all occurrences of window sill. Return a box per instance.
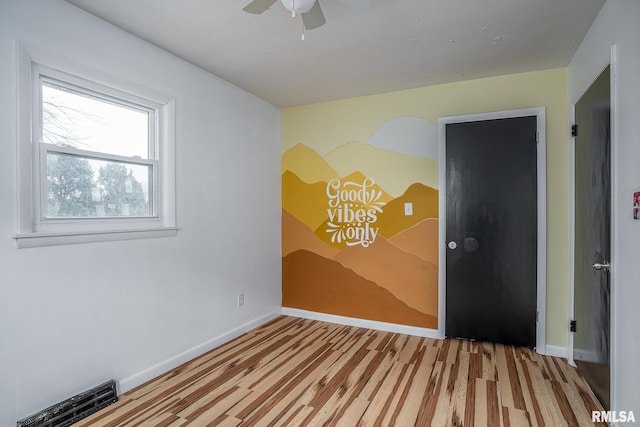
[13,227,179,249]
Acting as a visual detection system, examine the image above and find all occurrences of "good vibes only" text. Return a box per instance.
[325,177,386,247]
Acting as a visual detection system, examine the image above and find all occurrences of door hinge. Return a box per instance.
[536,311,539,322]
[570,320,577,332]
[536,131,539,143]
[571,125,578,137]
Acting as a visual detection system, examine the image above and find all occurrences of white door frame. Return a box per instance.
[437,108,547,354]
[567,46,617,406]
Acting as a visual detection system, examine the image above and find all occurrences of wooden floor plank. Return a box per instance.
[474,378,489,427]
[449,349,470,424]
[516,355,545,427]
[525,359,567,427]
[502,406,532,427]
[272,405,314,427]
[559,381,599,427]
[75,317,604,427]
[486,380,501,427]
[356,361,407,425]
[334,397,370,427]
[394,346,438,425]
[481,342,497,381]
[430,361,455,424]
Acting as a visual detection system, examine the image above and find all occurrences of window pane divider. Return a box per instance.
[41,143,156,167]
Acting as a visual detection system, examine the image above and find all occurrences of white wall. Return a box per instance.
[568,0,640,422]
[0,1,282,424]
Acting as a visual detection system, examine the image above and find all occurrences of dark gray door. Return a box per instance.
[573,66,611,410]
[445,116,538,347]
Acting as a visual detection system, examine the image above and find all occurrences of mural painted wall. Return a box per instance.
[282,68,570,345]
[282,117,440,328]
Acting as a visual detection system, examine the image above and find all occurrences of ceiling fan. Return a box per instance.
[243,0,327,34]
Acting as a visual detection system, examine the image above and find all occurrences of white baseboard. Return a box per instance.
[542,344,569,359]
[282,307,441,339]
[118,310,281,393]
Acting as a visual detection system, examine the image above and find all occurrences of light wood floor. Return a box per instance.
[76,316,604,426]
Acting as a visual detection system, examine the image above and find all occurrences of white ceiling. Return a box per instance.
[66,0,605,108]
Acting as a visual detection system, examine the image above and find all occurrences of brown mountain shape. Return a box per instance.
[376,183,439,239]
[283,250,437,329]
[282,170,330,231]
[282,209,340,259]
[332,235,438,317]
[389,218,439,264]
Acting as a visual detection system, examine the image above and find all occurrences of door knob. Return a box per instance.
[463,237,479,253]
[592,261,610,272]
[448,241,457,250]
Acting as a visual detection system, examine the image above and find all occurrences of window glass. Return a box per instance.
[42,80,150,158]
[45,152,152,218]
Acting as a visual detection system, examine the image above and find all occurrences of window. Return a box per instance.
[39,69,156,221]
[15,45,177,247]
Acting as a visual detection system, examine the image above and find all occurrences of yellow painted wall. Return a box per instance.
[283,68,569,347]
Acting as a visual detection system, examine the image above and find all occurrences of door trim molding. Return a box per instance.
[437,108,547,354]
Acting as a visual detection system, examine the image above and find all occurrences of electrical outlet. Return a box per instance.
[238,292,245,307]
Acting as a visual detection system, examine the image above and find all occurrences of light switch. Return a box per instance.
[404,202,413,216]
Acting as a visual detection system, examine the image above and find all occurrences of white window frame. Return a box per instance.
[14,43,178,248]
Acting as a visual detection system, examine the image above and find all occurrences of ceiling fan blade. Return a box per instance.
[302,1,326,30]
[243,0,278,14]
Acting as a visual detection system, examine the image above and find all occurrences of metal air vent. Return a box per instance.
[17,380,117,427]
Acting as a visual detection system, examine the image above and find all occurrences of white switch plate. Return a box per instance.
[404,202,413,216]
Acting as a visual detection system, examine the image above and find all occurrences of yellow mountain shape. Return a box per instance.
[282,171,330,231]
[282,209,339,259]
[389,218,439,264]
[323,141,439,197]
[376,183,438,239]
[282,143,339,184]
[332,235,438,317]
[340,171,393,204]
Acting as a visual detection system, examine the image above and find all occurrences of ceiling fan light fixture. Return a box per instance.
[281,0,315,15]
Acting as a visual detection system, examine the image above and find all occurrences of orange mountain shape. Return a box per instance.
[282,209,339,259]
[283,250,437,329]
[375,183,438,239]
[282,170,330,231]
[332,235,438,317]
[389,218,439,264]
